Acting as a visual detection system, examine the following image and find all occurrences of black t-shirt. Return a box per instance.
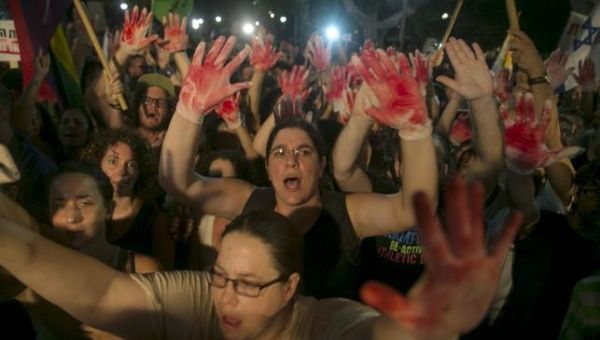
[470,210,599,340]
[243,187,362,300]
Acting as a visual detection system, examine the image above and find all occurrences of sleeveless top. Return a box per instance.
[243,187,362,300]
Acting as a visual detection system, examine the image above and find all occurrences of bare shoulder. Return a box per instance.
[133,254,163,273]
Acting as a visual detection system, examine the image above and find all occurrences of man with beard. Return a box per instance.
[131,73,175,149]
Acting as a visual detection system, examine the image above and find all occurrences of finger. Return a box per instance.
[468,181,485,251]
[360,281,411,317]
[397,53,411,75]
[352,55,377,86]
[205,36,226,65]
[456,38,475,60]
[180,16,187,32]
[228,81,252,95]
[162,16,167,26]
[215,36,237,68]
[489,210,522,260]
[191,41,207,66]
[414,191,451,264]
[435,75,460,94]
[224,46,250,74]
[472,42,486,62]
[523,93,535,123]
[444,176,472,256]
[377,49,397,75]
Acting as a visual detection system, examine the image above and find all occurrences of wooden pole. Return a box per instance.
[432,0,464,67]
[505,0,520,30]
[72,0,128,110]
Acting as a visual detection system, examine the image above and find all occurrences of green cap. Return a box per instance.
[137,73,175,97]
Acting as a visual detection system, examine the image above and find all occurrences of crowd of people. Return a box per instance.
[0,4,599,339]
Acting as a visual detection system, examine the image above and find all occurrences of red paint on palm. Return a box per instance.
[362,39,376,58]
[250,34,280,71]
[308,35,331,72]
[493,69,512,105]
[277,65,310,101]
[410,50,429,87]
[326,66,347,101]
[215,92,241,127]
[121,6,150,47]
[163,14,188,52]
[449,110,472,145]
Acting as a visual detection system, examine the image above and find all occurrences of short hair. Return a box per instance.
[81,128,157,199]
[265,119,327,162]
[45,161,113,211]
[222,211,304,278]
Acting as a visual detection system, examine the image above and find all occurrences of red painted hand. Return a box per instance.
[410,50,430,92]
[351,49,431,140]
[277,65,310,101]
[324,66,356,124]
[176,36,251,124]
[306,34,331,72]
[121,6,158,55]
[160,13,188,53]
[250,33,281,71]
[361,177,522,339]
[449,110,472,146]
[215,92,242,129]
[503,93,583,173]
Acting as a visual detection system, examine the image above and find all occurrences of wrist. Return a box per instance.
[175,103,205,125]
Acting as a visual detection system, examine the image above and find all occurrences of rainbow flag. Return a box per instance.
[8,0,72,101]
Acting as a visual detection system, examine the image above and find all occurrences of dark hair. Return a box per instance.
[576,159,600,188]
[81,128,157,199]
[196,149,252,182]
[130,81,175,129]
[222,211,304,278]
[45,161,114,210]
[265,119,327,162]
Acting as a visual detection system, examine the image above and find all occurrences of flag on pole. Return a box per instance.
[50,25,84,110]
[152,0,193,22]
[7,0,72,101]
[564,2,600,91]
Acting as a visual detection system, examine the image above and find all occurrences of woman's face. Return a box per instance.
[266,128,324,209]
[212,232,298,339]
[138,86,169,131]
[49,173,110,250]
[58,109,89,148]
[100,142,139,198]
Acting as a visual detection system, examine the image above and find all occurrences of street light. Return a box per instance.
[255,21,260,26]
[325,25,340,41]
[242,23,255,35]
[269,11,275,19]
[441,12,449,20]
[120,2,128,10]
[191,18,203,30]
[215,16,222,23]
[280,16,287,23]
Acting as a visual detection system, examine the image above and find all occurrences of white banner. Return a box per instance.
[558,11,587,53]
[564,4,600,90]
[0,20,20,62]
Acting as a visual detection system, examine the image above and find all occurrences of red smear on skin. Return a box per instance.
[312,39,330,72]
[386,46,397,57]
[122,8,144,43]
[277,65,309,100]
[450,111,472,145]
[493,69,512,104]
[250,34,279,71]
[412,51,429,86]
[326,66,346,101]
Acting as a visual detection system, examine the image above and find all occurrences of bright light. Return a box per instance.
[215,16,222,23]
[325,25,340,40]
[191,18,203,30]
[280,16,287,23]
[441,12,449,20]
[269,11,275,18]
[255,21,260,26]
[120,2,128,10]
[242,23,255,35]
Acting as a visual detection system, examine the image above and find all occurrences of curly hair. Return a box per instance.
[81,128,157,199]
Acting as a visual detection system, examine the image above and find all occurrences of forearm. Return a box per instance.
[248,70,266,131]
[580,90,595,123]
[159,112,205,202]
[13,75,44,137]
[545,159,575,206]
[234,125,259,160]
[467,96,505,183]
[397,135,438,224]
[332,114,372,188]
[173,51,190,79]
[0,219,146,336]
[252,113,275,158]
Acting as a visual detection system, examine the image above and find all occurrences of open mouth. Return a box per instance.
[284,177,301,190]
[220,315,241,330]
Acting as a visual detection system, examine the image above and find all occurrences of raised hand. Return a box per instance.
[103,71,125,107]
[305,34,331,72]
[160,13,189,53]
[493,68,512,106]
[121,6,158,55]
[176,36,251,124]
[33,50,50,80]
[361,177,522,339]
[215,92,243,129]
[502,93,583,174]
[508,29,545,77]
[107,30,122,59]
[436,38,493,102]
[573,58,596,92]
[249,33,281,71]
[277,65,310,101]
[544,49,573,90]
[324,66,357,123]
[449,110,472,146]
[272,94,309,124]
[351,48,432,140]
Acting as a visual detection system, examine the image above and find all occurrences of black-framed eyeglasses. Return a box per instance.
[208,269,287,297]
[268,146,315,160]
[142,96,168,109]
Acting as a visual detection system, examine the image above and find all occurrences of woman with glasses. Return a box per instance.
[160,36,438,300]
[0,175,522,339]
